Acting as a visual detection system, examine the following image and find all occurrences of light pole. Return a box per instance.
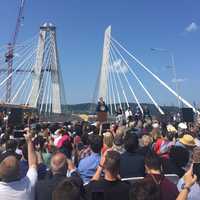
[151,48,181,110]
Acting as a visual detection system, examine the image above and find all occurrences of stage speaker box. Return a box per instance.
[181,108,194,123]
[8,108,24,127]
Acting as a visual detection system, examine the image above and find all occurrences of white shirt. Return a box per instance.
[125,110,133,119]
[0,167,38,200]
[177,178,200,200]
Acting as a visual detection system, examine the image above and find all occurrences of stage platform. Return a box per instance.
[0,103,37,111]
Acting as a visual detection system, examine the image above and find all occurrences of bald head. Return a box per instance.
[0,156,20,182]
[51,152,67,175]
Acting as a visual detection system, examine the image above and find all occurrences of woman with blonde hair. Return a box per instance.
[101,132,114,154]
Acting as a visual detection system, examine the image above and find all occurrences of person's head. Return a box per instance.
[112,135,125,154]
[33,135,46,151]
[130,178,161,200]
[152,123,160,131]
[0,134,9,146]
[99,97,104,102]
[124,131,139,153]
[165,131,176,141]
[50,152,67,175]
[170,146,189,168]
[0,155,20,182]
[179,134,196,149]
[141,135,153,147]
[161,123,173,140]
[113,134,124,147]
[52,178,80,200]
[5,139,18,152]
[145,152,161,174]
[116,126,125,137]
[103,132,114,148]
[129,121,136,128]
[59,140,73,159]
[151,130,161,141]
[89,134,103,154]
[5,127,13,136]
[103,150,120,177]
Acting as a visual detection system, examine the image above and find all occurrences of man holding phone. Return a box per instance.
[0,128,38,200]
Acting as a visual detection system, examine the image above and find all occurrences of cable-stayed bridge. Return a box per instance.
[0,23,66,115]
[0,24,198,118]
[94,26,198,116]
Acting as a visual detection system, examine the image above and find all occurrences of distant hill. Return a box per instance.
[65,103,180,117]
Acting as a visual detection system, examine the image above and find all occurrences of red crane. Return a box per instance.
[5,0,26,102]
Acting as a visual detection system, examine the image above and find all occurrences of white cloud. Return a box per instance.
[172,78,188,83]
[111,59,128,73]
[185,22,198,33]
[14,53,20,57]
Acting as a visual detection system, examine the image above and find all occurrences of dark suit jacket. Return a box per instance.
[120,151,145,178]
[35,172,84,200]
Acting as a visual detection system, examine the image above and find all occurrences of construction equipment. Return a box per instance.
[5,0,26,102]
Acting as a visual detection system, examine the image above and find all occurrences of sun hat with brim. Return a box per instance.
[0,150,21,163]
[179,134,196,147]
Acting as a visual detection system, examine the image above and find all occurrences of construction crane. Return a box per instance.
[5,0,26,103]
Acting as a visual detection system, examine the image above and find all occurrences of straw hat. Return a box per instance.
[179,134,196,147]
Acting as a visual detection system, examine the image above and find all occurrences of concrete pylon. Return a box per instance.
[98,26,111,102]
[29,23,63,113]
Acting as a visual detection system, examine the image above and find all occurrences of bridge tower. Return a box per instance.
[29,23,64,113]
[98,26,111,102]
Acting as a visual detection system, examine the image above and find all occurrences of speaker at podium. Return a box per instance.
[96,97,108,123]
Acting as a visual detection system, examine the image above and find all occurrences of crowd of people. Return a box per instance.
[0,106,200,200]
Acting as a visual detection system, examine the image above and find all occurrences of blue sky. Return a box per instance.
[0,0,200,106]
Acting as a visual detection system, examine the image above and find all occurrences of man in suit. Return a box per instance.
[35,152,83,200]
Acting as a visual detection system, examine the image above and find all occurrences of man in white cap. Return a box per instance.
[178,122,187,137]
[0,129,37,200]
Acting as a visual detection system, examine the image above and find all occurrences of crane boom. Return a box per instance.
[5,0,26,102]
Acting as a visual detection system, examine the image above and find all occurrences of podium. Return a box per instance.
[97,111,108,123]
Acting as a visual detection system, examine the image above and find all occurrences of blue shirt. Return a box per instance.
[20,160,47,180]
[177,178,200,200]
[78,152,101,184]
[175,141,186,148]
